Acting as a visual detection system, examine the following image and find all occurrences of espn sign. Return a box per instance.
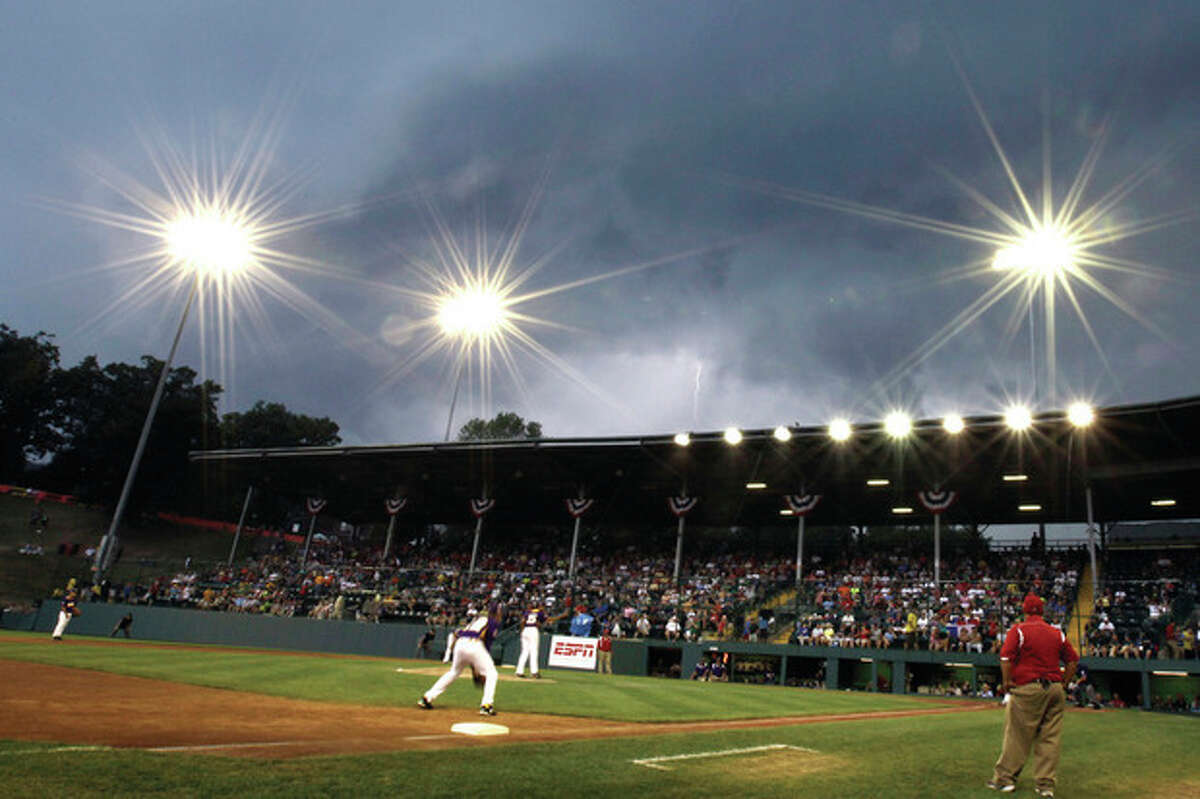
[548,635,598,670]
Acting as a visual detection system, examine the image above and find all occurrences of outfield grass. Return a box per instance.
[0,631,930,721]
[2,633,1198,798]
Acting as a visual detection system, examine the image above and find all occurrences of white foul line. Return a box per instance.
[631,743,819,771]
[0,745,111,756]
[146,740,316,752]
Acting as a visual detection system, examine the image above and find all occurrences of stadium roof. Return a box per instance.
[190,395,1200,528]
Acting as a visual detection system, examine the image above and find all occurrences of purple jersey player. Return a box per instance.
[419,601,504,715]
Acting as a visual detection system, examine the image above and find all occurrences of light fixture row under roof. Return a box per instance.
[674,402,1099,447]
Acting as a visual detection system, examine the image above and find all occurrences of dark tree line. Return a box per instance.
[0,323,341,514]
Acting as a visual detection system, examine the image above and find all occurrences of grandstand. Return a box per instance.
[5,396,1199,711]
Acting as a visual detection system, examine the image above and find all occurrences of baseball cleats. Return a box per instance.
[533,673,541,679]
[479,704,496,716]
[985,780,1015,793]
[1036,789,1054,798]
[417,697,433,710]
[516,673,526,678]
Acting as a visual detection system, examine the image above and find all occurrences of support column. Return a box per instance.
[795,514,805,585]
[673,516,686,583]
[382,512,398,563]
[227,485,254,566]
[469,515,484,576]
[569,515,583,578]
[934,512,941,593]
[1086,485,1099,601]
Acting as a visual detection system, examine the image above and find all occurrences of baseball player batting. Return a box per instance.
[419,601,504,716]
[515,602,545,678]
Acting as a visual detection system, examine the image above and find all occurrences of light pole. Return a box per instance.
[103,275,200,550]
[101,210,252,568]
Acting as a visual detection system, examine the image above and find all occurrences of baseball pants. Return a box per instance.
[516,627,540,675]
[424,638,498,707]
[52,611,71,639]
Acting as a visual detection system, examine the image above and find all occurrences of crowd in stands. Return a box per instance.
[78,532,1097,657]
[784,550,1082,654]
[1084,549,1200,661]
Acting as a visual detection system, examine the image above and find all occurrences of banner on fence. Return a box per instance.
[547,635,598,670]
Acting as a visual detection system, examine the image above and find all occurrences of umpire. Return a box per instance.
[988,593,1079,797]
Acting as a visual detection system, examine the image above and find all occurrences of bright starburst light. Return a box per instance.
[40,113,376,406]
[731,48,1195,407]
[373,170,736,437]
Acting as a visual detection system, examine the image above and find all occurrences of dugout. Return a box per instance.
[729,652,781,685]
[647,646,683,678]
[784,655,825,688]
[835,657,894,692]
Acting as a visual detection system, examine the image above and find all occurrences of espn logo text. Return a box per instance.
[547,635,599,670]
[552,641,595,658]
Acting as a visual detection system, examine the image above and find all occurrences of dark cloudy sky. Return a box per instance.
[2,1,1197,445]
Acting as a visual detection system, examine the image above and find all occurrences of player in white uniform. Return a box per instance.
[515,603,545,678]
[419,602,504,716]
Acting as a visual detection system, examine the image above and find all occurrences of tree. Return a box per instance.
[219,401,341,449]
[46,355,221,511]
[456,412,543,442]
[0,325,62,480]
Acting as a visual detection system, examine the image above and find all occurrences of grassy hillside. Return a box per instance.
[0,493,233,606]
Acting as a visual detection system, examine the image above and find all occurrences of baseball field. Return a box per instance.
[1,630,1196,798]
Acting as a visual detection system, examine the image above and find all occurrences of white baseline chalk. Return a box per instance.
[631,743,818,771]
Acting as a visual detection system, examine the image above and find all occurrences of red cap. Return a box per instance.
[1022,594,1044,616]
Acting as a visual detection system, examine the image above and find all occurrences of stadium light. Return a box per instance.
[745,482,767,490]
[779,509,795,516]
[884,411,912,439]
[166,210,253,277]
[723,427,743,445]
[892,506,914,515]
[1005,405,1033,431]
[1002,474,1028,482]
[866,478,890,487]
[1018,503,1042,512]
[828,418,852,442]
[1150,499,1176,508]
[943,414,965,435]
[673,432,691,447]
[773,425,792,442]
[437,287,508,339]
[1067,401,1095,427]
[992,226,1078,277]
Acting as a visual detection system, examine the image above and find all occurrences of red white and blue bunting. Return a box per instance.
[918,489,957,514]
[668,496,699,517]
[565,498,595,518]
[385,497,408,516]
[784,493,821,516]
[470,498,496,518]
[305,497,327,516]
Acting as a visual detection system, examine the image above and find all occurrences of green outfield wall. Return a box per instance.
[11,600,1198,708]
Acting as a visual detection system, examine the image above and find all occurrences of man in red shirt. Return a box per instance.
[988,593,1079,797]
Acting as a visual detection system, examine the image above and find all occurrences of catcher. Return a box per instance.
[51,580,81,640]
[418,601,504,716]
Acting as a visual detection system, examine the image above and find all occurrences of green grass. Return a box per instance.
[0,631,929,721]
[1,632,1197,798]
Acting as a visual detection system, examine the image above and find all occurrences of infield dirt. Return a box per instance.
[1,651,992,759]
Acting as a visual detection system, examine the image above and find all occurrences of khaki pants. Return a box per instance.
[597,650,612,674]
[993,681,1065,791]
